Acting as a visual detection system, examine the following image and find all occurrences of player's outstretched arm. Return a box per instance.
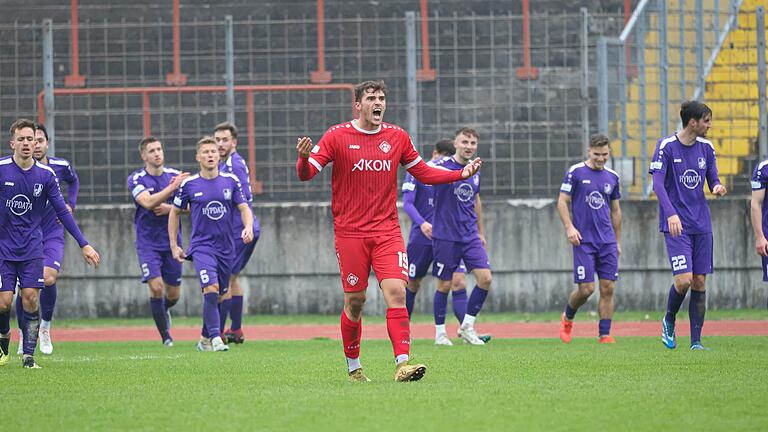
[556,192,581,246]
[168,206,186,262]
[296,137,318,181]
[135,172,190,210]
[751,189,768,256]
[238,202,254,244]
[611,199,622,256]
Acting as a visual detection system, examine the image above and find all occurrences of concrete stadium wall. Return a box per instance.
[47,198,765,319]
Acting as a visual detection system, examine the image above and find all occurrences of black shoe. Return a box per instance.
[22,355,41,369]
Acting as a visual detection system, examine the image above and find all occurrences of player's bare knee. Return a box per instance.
[674,275,693,292]
[147,279,164,298]
[202,284,219,295]
[0,294,11,313]
[407,278,421,293]
[165,285,181,301]
[599,280,615,297]
[451,275,467,291]
[43,274,57,287]
[578,283,595,297]
[21,290,39,311]
[346,294,366,317]
[475,270,492,289]
[436,280,452,293]
[691,275,706,292]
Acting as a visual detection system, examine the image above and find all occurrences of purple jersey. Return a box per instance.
[173,172,246,258]
[649,134,720,234]
[0,156,88,261]
[431,157,480,243]
[40,156,79,238]
[751,159,768,236]
[219,152,260,235]
[128,167,183,251]
[560,162,620,244]
[401,171,435,245]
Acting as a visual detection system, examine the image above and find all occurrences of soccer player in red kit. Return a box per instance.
[296,80,482,382]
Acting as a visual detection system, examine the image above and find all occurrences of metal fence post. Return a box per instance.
[638,10,648,197]
[714,0,720,41]
[42,18,55,154]
[619,40,628,157]
[225,15,235,123]
[405,12,419,149]
[597,37,608,134]
[659,0,669,137]
[679,1,686,99]
[581,7,590,146]
[696,0,704,100]
[758,6,767,159]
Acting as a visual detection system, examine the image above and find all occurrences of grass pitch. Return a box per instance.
[4,335,767,431]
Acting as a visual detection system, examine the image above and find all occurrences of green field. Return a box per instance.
[50,308,768,328]
[4,336,767,431]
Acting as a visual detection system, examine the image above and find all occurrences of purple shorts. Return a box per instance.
[572,242,618,283]
[231,228,259,275]
[136,247,183,286]
[188,249,231,294]
[0,258,44,292]
[762,255,768,282]
[43,234,65,272]
[663,232,713,275]
[407,242,466,279]
[432,237,489,281]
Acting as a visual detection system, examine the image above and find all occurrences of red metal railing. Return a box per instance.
[310,0,332,83]
[515,0,538,80]
[416,0,437,81]
[64,0,86,87]
[166,0,188,86]
[38,84,356,194]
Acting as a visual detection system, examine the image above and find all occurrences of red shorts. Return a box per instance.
[334,234,409,292]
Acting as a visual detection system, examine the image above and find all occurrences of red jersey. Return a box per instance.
[297,120,463,238]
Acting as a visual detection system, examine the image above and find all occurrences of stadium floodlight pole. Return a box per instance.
[758,6,767,159]
[225,15,235,123]
[42,18,56,156]
[658,0,669,137]
[406,11,419,152]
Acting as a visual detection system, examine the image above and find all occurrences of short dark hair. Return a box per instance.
[35,123,49,141]
[213,121,238,139]
[197,136,217,149]
[680,100,712,127]
[455,127,479,140]
[354,80,387,102]
[434,139,454,156]
[9,118,35,136]
[589,133,610,148]
[139,136,160,153]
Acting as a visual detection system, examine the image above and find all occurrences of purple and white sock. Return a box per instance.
[466,285,489,318]
[451,289,468,323]
[599,319,612,337]
[22,308,40,356]
[665,284,686,323]
[150,298,170,341]
[689,290,706,344]
[433,291,448,326]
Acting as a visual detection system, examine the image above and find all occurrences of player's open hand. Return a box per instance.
[153,203,173,216]
[756,237,768,257]
[169,172,191,190]
[241,226,254,244]
[461,158,482,179]
[420,221,433,239]
[81,245,100,268]
[297,137,313,157]
[712,184,727,196]
[566,225,582,246]
[667,214,683,237]
[171,245,186,262]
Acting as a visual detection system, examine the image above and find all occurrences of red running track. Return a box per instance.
[28,320,768,343]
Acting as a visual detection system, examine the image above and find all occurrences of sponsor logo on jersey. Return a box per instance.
[33,183,43,197]
[223,188,232,200]
[379,141,391,153]
[4,182,14,186]
[650,161,663,170]
[346,273,359,286]
[352,158,392,172]
[698,157,706,169]
[604,183,612,194]
[586,190,605,210]
[454,183,475,202]
[679,169,701,189]
[674,158,682,163]
[6,194,32,216]
[202,200,227,220]
[752,181,763,189]
[581,179,591,184]
[349,144,360,149]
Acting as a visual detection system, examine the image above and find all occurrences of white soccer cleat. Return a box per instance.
[459,324,486,345]
[211,336,229,352]
[435,333,454,346]
[39,328,53,355]
[196,337,213,352]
